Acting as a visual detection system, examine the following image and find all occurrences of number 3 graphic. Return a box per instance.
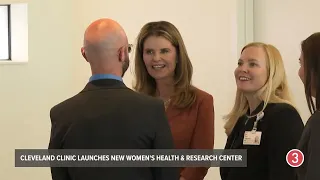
[286,149,304,167]
[292,153,298,163]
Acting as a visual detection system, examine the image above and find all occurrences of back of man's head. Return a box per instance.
[81,18,130,77]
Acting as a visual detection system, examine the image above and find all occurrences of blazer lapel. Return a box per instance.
[165,105,188,121]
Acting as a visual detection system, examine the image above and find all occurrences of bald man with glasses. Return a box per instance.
[48,18,179,180]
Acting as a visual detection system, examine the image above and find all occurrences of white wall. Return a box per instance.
[253,0,320,122]
[0,0,76,179]
[0,0,240,179]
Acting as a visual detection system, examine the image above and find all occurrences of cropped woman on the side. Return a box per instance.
[297,32,320,180]
[220,42,304,180]
[134,21,214,180]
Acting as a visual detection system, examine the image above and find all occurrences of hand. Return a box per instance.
[180,177,186,180]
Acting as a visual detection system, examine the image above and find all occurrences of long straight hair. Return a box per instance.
[301,32,320,114]
[223,42,295,135]
[133,21,196,109]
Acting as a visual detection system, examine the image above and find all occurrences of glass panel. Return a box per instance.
[0,6,9,60]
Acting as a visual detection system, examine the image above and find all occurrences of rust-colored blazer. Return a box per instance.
[166,88,215,180]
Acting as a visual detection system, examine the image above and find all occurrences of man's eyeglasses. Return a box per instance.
[118,44,133,53]
[128,44,133,53]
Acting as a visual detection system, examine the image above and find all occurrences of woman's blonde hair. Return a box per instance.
[133,21,196,109]
[224,42,295,135]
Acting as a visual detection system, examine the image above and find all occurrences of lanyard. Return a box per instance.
[252,111,264,132]
[230,111,264,148]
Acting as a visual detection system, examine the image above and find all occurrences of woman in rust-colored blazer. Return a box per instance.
[133,20,215,180]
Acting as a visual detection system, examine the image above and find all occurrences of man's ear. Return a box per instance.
[81,47,88,62]
[118,46,125,62]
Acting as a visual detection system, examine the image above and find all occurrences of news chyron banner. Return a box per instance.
[15,149,246,167]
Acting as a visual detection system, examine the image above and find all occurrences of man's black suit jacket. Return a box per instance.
[48,79,179,180]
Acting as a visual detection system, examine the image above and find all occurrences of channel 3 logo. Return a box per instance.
[286,149,304,167]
